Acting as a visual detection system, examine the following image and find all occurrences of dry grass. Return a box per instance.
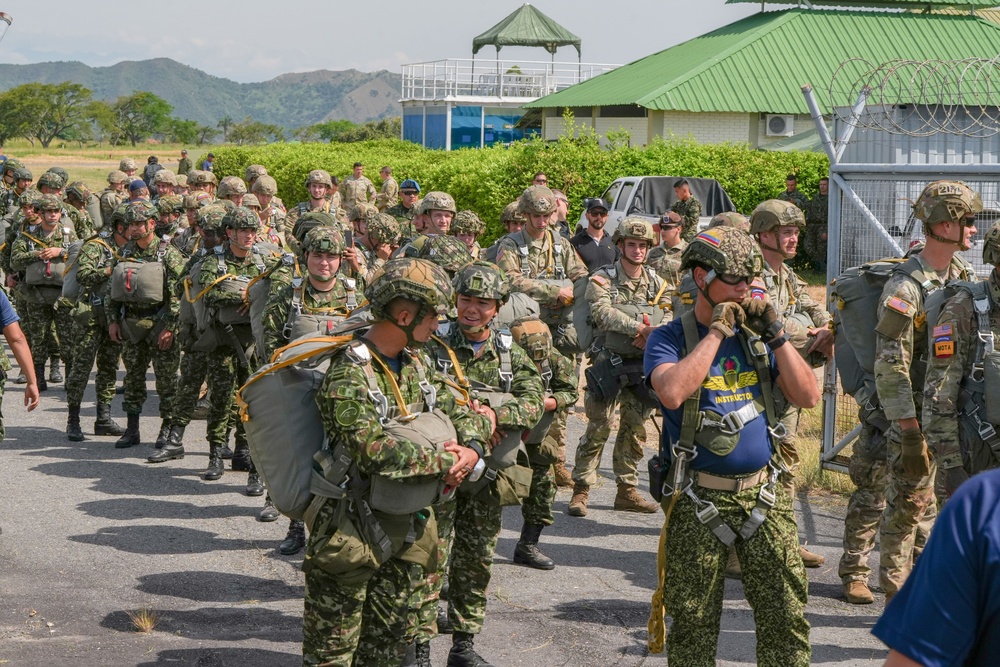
[125,608,160,634]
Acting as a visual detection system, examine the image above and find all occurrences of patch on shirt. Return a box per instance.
[590,275,609,287]
[932,323,953,338]
[695,230,722,247]
[749,278,767,300]
[934,340,954,358]
[885,296,913,316]
[335,400,362,427]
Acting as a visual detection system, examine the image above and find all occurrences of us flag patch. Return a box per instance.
[932,323,953,338]
[886,297,912,315]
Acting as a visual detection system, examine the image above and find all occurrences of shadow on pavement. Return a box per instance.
[102,606,300,644]
[136,571,303,603]
[31,460,247,496]
[135,647,299,667]
[77,498,257,521]
[69,524,258,554]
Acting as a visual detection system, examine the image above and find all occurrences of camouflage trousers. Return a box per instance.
[66,319,121,407]
[878,424,939,597]
[838,423,888,584]
[802,223,828,269]
[407,498,459,643]
[170,350,209,428]
[522,441,557,526]
[21,300,73,372]
[662,483,810,667]
[777,404,802,497]
[120,338,180,419]
[205,346,249,446]
[574,385,652,487]
[303,557,419,667]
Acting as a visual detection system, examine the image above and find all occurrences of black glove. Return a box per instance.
[710,302,745,338]
[742,297,782,341]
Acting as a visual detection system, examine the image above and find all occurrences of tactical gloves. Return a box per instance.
[742,297,782,341]
[942,465,970,497]
[710,302,745,338]
[899,428,931,477]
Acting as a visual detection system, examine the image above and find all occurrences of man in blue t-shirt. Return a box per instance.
[644,227,820,667]
[873,467,1000,667]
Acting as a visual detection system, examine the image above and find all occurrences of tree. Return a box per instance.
[195,124,218,145]
[0,87,44,146]
[217,115,234,142]
[338,117,401,142]
[312,119,357,143]
[228,116,284,145]
[166,118,199,144]
[26,82,95,148]
[111,92,173,146]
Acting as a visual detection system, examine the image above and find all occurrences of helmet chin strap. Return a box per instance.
[758,234,794,260]
[458,312,496,335]
[394,304,433,346]
[699,269,719,309]
[925,223,968,250]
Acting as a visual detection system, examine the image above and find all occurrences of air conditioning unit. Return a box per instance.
[765,114,795,137]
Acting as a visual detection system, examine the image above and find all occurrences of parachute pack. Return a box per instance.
[60,238,86,303]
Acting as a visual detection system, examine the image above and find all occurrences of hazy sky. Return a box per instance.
[0,1,765,82]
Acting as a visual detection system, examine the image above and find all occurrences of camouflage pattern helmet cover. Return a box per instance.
[510,316,552,362]
[19,189,43,208]
[517,185,556,216]
[368,213,402,247]
[197,203,229,232]
[749,199,806,235]
[349,202,379,224]
[417,234,474,276]
[420,191,457,215]
[302,226,346,255]
[222,206,260,230]
[244,164,268,181]
[119,157,137,172]
[293,211,339,243]
[218,175,248,198]
[12,166,32,181]
[241,194,261,208]
[108,170,129,184]
[37,193,63,212]
[611,217,657,245]
[709,211,751,232]
[453,260,510,303]
[2,158,24,175]
[251,175,278,196]
[153,169,177,185]
[983,222,1000,265]
[47,166,69,183]
[125,200,158,224]
[500,201,526,225]
[913,180,983,226]
[36,171,65,190]
[451,210,485,236]
[680,227,764,279]
[184,192,213,209]
[365,257,456,320]
[156,195,186,216]
[175,174,188,188]
[188,170,218,186]
[305,169,333,187]
[66,181,92,203]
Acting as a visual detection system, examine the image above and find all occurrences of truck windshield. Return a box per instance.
[612,181,635,211]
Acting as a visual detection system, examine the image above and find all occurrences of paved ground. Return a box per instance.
[0,366,891,666]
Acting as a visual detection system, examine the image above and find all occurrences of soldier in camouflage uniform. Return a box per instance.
[387,178,421,239]
[303,257,490,667]
[119,157,138,181]
[187,169,218,196]
[217,175,247,207]
[107,201,186,449]
[647,215,687,288]
[666,179,702,242]
[777,174,809,211]
[152,169,178,199]
[923,222,1000,503]
[510,316,578,566]
[194,207,280,489]
[251,175,287,246]
[418,261,544,667]
[356,211,401,281]
[750,200,832,568]
[803,177,829,271]
[874,180,980,601]
[287,170,345,238]
[65,206,128,442]
[245,165,284,213]
[376,166,398,212]
[340,162,377,212]
[99,171,129,225]
[482,201,524,264]
[395,192,458,258]
[64,182,98,239]
[646,226,818,667]
[0,161,29,218]
[450,210,485,259]
[416,235,473,278]
[177,150,193,177]
[569,219,668,517]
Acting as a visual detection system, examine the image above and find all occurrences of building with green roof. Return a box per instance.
[525,5,1000,149]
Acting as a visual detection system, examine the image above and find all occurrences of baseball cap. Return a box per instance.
[585,197,611,212]
[129,179,147,193]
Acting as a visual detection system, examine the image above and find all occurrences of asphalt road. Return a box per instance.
[0,368,890,666]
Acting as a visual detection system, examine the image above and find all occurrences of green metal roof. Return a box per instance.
[728,0,997,8]
[473,4,581,56]
[525,9,1000,114]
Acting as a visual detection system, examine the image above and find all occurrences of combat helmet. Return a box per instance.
[37,193,63,212]
[125,200,158,225]
[293,211,339,245]
[500,201,526,226]
[451,210,485,237]
[516,185,556,216]
[218,176,248,198]
[708,211,750,232]
[244,165,268,182]
[304,169,333,187]
[611,217,657,246]
[119,157,137,172]
[153,169,178,186]
[157,194,185,216]
[197,203,229,233]
[349,202,379,224]
[680,227,763,301]
[983,222,1000,266]
[241,194,261,209]
[107,170,129,185]
[914,180,983,248]
[368,213,402,247]
[454,260,509,303]
[302,226,345,255]
[365,257,456,329]
[417,235,474,277]
[19,189,43,209]
[12,166,33,182]
[251,175,278,196]
[36,171,65,191]
[47,167,70,184]
[223,206,260,230]
[749,200,806,235]
[65,181,92,205]
[510,316,552,362]
[420,191,457,214]
[2,158,24,177]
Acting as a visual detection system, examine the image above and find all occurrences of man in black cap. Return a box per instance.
[200,153,215,172]
[128,180,150,202]
[570,197,619,273]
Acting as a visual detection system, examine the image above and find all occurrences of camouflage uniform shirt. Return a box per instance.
[587,260,671,344]
[671,197,702,241]
[107,236,187,327]
[495,229,588,305]
[376,176,398,211]
[260,278,355,361]
[340,175,377,210]
[647,240,687,287]
[760,262,830,335]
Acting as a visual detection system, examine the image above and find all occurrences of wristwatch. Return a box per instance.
[767,332,790,351]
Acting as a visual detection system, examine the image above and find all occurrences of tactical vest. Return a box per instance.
[284,277,355,342]
[110,239,170,305]
[22,228,70,289]
[210,246,267,325]
[592,265,670,358]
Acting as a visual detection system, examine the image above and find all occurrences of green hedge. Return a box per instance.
[213,134,829,244]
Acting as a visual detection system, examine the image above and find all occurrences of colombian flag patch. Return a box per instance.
[696,230,722,247]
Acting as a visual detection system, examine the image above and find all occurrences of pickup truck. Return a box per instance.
[578,176,736,236]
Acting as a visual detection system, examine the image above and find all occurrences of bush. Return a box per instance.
[212,131,829,244]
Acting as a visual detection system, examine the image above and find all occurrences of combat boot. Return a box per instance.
[447,632,494,667]
[34,364,47,393]
[48,359,63,384]
[220,443,234,459]
[115,413,141,448]
[94,403,125,437]
[436,606,453,634]
[204,444,225,480]
[153,421,171,449]
[844,580,875,605]
[258,496,279,522]
[724,546,742,580]
[279,520,305,555]
[246,470,265,497]
[414,640,431,667]
[553,461,573,488]
[231,440,252,471]
[567,482,590,517]
[66,404,84,442]
[799,544,826,568]
[513,523,554,570]
[147,425,185,463]
[614,483,658,513]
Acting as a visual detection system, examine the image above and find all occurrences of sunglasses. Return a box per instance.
[659,223,680,229]
[535,179,547,184]
[717,273,752,286]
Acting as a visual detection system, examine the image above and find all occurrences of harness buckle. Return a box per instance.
[757,483,777,509]
[368,390,390,425]
[693,499,720,525]
[979,420,997,442]
[718,411,746,435]
[768,422,788,441]
[417,379,437,411]
[972,365,986,383]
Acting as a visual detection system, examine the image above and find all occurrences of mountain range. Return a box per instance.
[0,58,403,129]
